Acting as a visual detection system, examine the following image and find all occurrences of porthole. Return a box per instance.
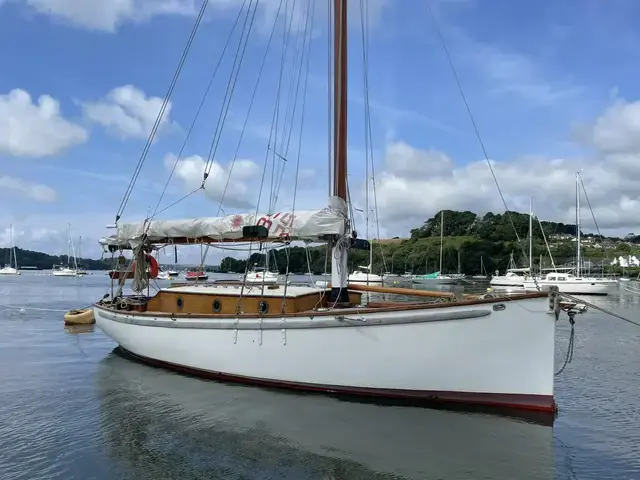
[258,300,269,314]
[176,297,184,310]
[212,299,222,313]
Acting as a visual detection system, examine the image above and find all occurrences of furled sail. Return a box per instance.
[100,196,347,249]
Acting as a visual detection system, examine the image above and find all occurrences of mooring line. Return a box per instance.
[560,294,640,328]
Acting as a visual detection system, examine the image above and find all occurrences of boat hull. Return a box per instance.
[412,277,459,285]
[52,271,79,277]
[348,274,384,284]
[0,269,20,275]
[93,297,557,413]
[185,275,209,281]
[522,280,612,295]
[244,276,279,285]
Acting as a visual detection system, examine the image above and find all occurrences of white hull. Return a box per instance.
[490,276,525,287]
[522,279,613,295]
[52,270,79,277]
[348,272,383,284]
[244,273,279,285]
[0,267,20,275]
[94,296,557,412]
[412,277,458,285]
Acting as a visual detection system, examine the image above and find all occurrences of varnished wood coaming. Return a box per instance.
[144,288,341,316]
[94,290,548,319]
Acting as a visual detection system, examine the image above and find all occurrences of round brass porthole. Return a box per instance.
[258,300,269,314]
[176,297,184,309]
[212,299,222,313]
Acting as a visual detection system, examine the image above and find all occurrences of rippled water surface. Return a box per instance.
[0,273,639,479]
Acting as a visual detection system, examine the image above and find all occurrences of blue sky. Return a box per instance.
[1,0,640,262]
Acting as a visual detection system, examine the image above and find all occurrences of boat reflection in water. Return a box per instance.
[97,350,554,480]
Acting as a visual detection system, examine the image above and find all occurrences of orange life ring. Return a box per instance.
[132,254,159,279]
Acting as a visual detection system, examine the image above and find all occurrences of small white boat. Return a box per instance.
[52,266,80,277]
[412,272,459,285]
[522,272,615,295]
[0,225,21,276]
[0,266,20,275]
[244,268,279,285]
[53,224,82,277]
[348,266,383,284]
[156,271,171,280]
[490,270,529,287]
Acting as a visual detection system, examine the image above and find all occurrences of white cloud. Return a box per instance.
[0,89,87,158]
[7,0,392,33]
[82,85,175,140]
[465,43,582,105]
[385,141,453,177]
[0,176,58,203]
[582,99,640,154]
[165,153,261,210]
[20,0,197,32]
[371,133,640,238]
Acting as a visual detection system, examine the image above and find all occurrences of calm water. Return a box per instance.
[0,273,639,479]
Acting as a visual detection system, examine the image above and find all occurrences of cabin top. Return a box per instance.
[163,283,325,298]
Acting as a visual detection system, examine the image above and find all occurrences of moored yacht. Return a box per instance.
[522,272,614,295]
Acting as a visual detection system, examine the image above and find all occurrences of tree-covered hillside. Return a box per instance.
[218,209,636,276]
[0,247,111,270]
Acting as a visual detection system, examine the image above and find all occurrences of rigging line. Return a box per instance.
[560,293,640,328]
[362,2,388,272]
[241,0,295,304]
[237,1,296,311]
[359,0,370,265]
[279,8,310,158]
[272,2,311,211]
[200,0,286,267]
[258,0,297,215]
[203,0,260,178]
[272,4,314,209]
[116,0,209,222]
[282,0,316,309]
[359,0,387,273]
[275,19,304,159]
[152,187,203,217]
[327,0,333,199]
[579,173,610,261]
[152,0,250,219]
[271,0,304,201]
[425,1,523,246]
[268,0,298,213]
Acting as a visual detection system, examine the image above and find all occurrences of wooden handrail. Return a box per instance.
[346,283,458,299]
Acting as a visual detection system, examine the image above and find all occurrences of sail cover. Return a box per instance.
[100,197,347,249]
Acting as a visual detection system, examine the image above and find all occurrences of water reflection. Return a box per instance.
[97,350,554,480]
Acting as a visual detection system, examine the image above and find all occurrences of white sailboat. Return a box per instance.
[244,266,280,285]
[0,225,21,275]
[52,224,81,277]
[490,199,537,288]
[471,256,488,280]
[412,211,459,285]
[522,173,616,295]
[348,264,383,284]
[349,165,383,284]
[92,1,584,415]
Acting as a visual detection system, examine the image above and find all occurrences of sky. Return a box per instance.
[1,0,640,264]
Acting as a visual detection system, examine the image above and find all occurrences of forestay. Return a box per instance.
[100,196,347,249]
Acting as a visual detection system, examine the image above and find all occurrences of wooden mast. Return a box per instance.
[329,0,350,304]
[333,0,348,201]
